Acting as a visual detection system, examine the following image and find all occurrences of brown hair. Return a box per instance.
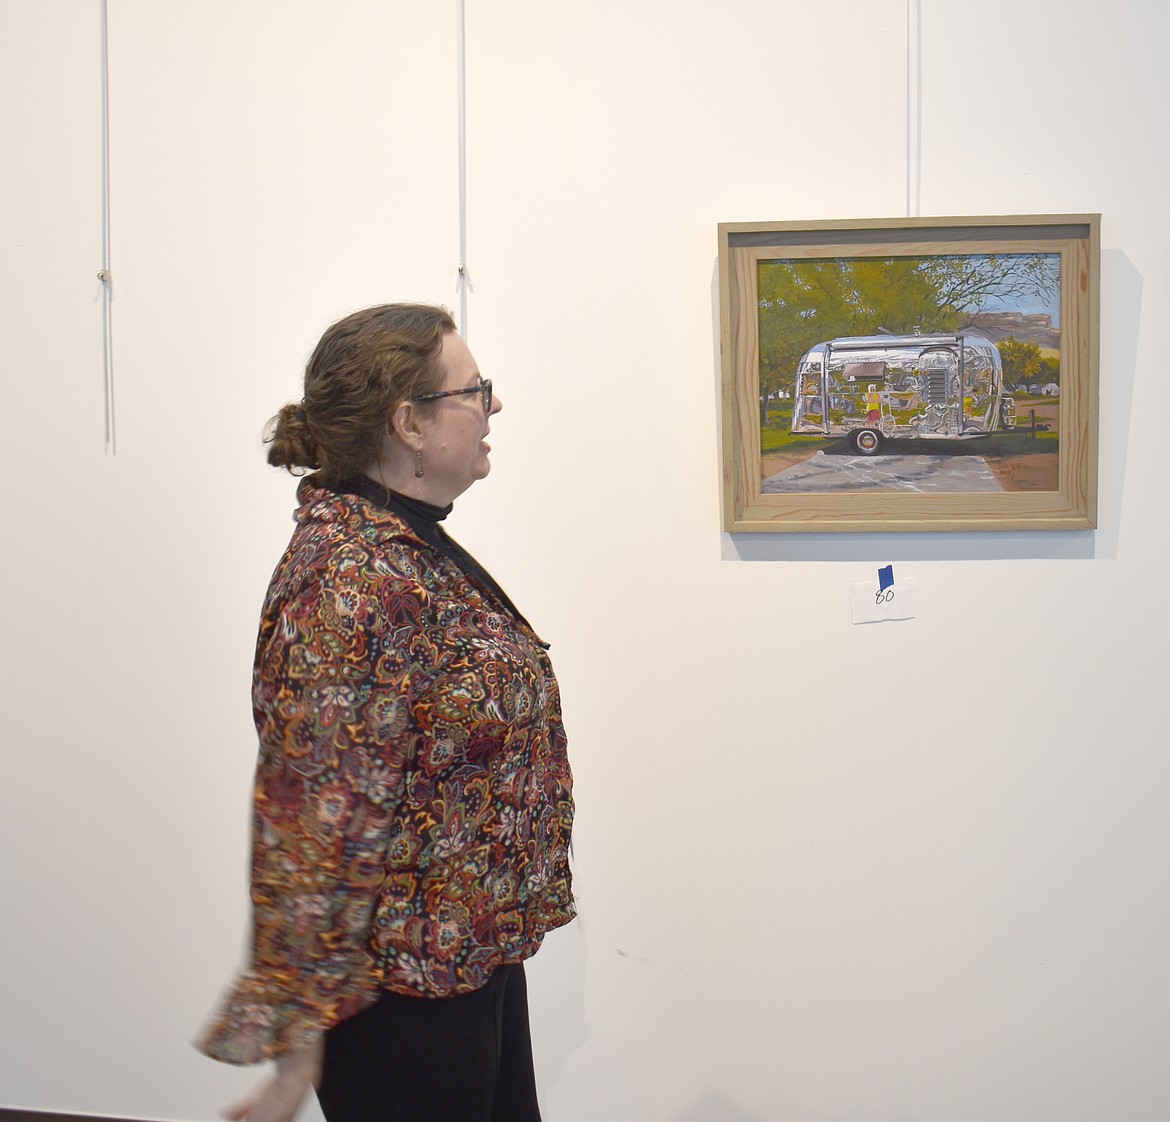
[266,303,457,481]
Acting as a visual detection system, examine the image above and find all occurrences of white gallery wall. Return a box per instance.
[2,2,1168,1120]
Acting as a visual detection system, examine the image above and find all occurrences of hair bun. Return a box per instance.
[265,401,320,472]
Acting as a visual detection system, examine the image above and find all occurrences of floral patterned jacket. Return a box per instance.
[197,481,575,1064]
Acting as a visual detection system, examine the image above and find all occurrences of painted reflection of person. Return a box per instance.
[196,304,576,1122]
[865,383,882,424]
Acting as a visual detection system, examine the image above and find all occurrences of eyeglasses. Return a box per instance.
[411,376,492,414]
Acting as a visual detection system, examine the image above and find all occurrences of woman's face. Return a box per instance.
[415,331,503,504]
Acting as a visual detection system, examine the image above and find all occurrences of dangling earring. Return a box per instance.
[414,449,424,478]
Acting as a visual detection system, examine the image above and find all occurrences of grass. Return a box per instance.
[761,400,834,454]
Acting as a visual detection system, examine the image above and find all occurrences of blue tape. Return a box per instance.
[878,564,894,591]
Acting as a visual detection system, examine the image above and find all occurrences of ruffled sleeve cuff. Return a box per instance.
[194,959,380,1066]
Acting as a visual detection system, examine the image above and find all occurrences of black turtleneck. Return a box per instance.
[331,475,537,641]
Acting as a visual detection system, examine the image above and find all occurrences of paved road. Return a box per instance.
[762,451,1004,493]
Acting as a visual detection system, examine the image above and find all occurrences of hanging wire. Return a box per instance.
[905,0,921,218]
[99,0,116,453]
[455,0,469,339]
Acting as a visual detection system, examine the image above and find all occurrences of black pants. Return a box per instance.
[316,964,542,1122]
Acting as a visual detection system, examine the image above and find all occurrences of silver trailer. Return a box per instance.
[790,331,1016,455]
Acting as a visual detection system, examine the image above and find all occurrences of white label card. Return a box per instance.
[851,576,917,624]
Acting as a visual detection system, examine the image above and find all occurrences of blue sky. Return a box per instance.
[958,253,1061,327]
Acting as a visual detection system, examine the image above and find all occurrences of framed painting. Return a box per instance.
[718,215,1099,532]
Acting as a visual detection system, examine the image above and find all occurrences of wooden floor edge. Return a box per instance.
[0,1110,174,1122]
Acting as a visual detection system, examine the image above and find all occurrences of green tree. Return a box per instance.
[998,338,1043,388]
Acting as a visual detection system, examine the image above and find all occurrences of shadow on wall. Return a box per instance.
[671,1090,767,1121]
[530,916,589,1089]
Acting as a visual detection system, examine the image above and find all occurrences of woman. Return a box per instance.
[198,304,575,1122]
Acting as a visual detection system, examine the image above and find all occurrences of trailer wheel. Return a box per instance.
[852,428,882,455]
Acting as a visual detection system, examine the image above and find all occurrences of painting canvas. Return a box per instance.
[718,216,1099,533]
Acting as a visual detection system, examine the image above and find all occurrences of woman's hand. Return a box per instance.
[221,1037,324,1122]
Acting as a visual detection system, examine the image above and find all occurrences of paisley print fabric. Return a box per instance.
[197,480,575,1065]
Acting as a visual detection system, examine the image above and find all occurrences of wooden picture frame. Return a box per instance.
[718,215,1099,533]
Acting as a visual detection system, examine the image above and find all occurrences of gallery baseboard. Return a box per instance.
[0,1111,168,1122]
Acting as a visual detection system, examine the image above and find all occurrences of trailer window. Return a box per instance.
[964,350,993,388]
[842,360,886,383]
